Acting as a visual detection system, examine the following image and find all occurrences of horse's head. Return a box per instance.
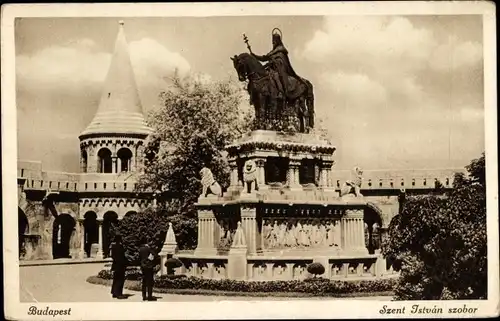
[230,53,248,82]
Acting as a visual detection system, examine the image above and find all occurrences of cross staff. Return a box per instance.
[243,33,252,53]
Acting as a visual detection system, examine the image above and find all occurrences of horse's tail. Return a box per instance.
[302,78,315,128]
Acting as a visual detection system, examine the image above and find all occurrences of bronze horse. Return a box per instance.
[231,53,314,132]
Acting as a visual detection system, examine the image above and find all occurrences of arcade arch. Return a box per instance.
[52,214,76,259]
[364,204,383,255]
[124,211,137,217]
[83,211,98,257]
[102,211,119,258]
[97,148,113,173]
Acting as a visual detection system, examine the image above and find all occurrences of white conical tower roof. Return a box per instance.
[79,21,152,139]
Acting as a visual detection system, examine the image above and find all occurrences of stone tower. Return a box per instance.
[79,20,152,175]
[77,21,153,259]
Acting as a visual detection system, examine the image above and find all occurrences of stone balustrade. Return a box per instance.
[173,254,399,281]
[333,168,465,191]
[23,179,144,193]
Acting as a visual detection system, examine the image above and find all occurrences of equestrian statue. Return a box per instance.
[231,28,315,133]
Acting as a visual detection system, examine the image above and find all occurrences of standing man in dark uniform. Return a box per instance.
[139,238,157,301]
[110,234,127,299]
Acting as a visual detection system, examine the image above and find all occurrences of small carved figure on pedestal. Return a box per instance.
[340,166,364,197]
[199,167,222,198]
[243,160,258,194]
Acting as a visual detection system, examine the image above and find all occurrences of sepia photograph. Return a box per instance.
[2,2,498,320]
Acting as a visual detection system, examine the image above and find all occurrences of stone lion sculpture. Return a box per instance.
[340,166,363,197]
[200,167,222,197]
[243,159,258,193]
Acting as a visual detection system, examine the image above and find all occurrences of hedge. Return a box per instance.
[96,268,396,295]
[87,276,393,298]
[98,266,161,281]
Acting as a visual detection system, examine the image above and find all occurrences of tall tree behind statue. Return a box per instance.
[382,153,487,300]
[134,74,253,250]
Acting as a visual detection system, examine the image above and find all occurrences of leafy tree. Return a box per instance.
[136,75,253,249]
[382,153,486,300]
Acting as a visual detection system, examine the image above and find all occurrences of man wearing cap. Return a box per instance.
[110,234,127,299]
[139,238,157,301]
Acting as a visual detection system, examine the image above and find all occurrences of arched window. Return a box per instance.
[81,150,88,173]
[97,148,112,173]
[117,148,133,173]
[83,211,98,258]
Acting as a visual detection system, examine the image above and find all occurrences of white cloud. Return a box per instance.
[129,38,191,87]
[16,37,191,95]
[323,72,387,107]
[16,42,110,92]
[429,37,483,72]
[299,16,484,170]
[16,37,193,172]
[302,16,436,73]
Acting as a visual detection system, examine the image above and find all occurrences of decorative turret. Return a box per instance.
[78,21,152,174]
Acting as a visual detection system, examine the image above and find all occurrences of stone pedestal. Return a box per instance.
[194,207,217,256]
[160,222,178,275]
[227,222,248,280]
[240,203,259,255]
[375,254,387,277]
[341,208,368,255]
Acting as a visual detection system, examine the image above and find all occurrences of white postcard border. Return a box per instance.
[2,2,498,320]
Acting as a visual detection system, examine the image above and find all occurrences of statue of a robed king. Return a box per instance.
[231,28,315,133]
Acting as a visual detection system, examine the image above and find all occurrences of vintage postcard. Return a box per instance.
[2,1,498,320]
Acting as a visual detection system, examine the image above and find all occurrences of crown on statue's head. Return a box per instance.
[272,28,283,40]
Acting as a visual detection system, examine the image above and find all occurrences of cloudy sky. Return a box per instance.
[15,15,484,173]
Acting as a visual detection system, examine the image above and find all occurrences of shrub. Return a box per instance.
[165,257,183,275]
[307,263,326,277]
[152,276,396,294]
[97,265,162,281]
[95,270,396,294]
[382,153,487,300]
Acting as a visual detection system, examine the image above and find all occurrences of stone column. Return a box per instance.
[78,221,85,259]
[229,161,239,188]
[194,209,217,256]
[342,209,367,254]
[206,263,215,279]
[323,160,335,192]
[70,219,83,259]
[255,159,267,191]
[130,148,136,172]
[288,160,301,190]
[265,263,274,280]
[87,145,97,173]
[111,157,117,174]
[96,220,104,259]
[241,204,259,254]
